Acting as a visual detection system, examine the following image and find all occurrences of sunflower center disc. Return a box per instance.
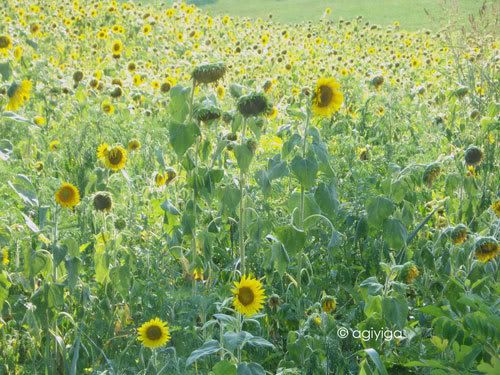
[108,150,122,164]
[146,325,162,340]
[238,287,255,306]
[60,187,74,201]
[318,85,333,107]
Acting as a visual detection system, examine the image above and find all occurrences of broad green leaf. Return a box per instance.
[169,121,199,157]
[366,196,395,227]
[161,199,180,215]
[275,225,306,255]
[186,340,220,367]
[234,143,254,173]
[383,218,407,250]
[314,182,338,217]
[8,174,38,207]
[213,361,237,375]
[382,296,408,329]
[364,349,388,375]
[169,85,190,122]
[271,242,289,276]
[291,153,318,189]
[237,362,266,375]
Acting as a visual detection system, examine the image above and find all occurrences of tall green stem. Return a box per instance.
[297,107,311,293]
[189,80,197,290]
[239,118,248,275]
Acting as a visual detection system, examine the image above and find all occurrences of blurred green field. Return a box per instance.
[139,0,494,30]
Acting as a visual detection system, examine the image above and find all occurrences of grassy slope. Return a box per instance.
[145,0,491,30]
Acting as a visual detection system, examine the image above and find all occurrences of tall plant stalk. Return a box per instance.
[239,118,248,275]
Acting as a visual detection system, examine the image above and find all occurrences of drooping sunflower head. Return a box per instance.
[128,139,141,152]
[93,192,113,212]
[423,163,441,187]
[237,92,272,118]
[450,224,468,245]
[137,318,171,349]
[6,80,32,111]
[165,167,177,184]
[492,200,500,218]
[401,262,420,284]
[464,145,483,166]
[474,237,498,263]
[193,102,222,123]
[311,77,343,117]
[192,62,226,84]
[232,275,266,317]
[321,295,336,313]
[55,182,80,209]
[0,35,12,50]
[104,145,127,171]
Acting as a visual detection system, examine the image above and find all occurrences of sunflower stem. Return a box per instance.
[297,107,311,297]
[239,117,248,276]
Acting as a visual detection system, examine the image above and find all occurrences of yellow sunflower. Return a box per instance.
[0,35,13,52]
[128,139,141,152]
[311,77,343,117]
[154,172,166,187]
[232,275,266,317]
[474,238,498,263]
[6,80,32,111]
[321,295,336,313]
[54,183,80,208]
[137,318,171,349]
[97,143,109,160]
[103,145,127,171]
[111,39,123,57]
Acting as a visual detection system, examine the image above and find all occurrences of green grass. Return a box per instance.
[139,0,493,30]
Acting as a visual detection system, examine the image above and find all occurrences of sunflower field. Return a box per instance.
[0,0,499,374]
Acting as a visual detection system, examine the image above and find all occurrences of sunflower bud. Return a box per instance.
[400,262,420,284]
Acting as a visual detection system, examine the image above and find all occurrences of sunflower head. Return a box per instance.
[192,62,226,84]
[193,102,221,123]
[165,167,177,184]
[55,183,80,209]
[73,70,84,83]
[137,318,171,349]
[401,262,420,284]
[321,295,336,313]
[232,275,266,317]
[492,200,500,218]
[450,224,468,245]
[0,35,12,50]
[423,163,441,187]
[93,192,113,212]
[464,145,483,166]
[97,143,109,160]
[154,172,166,187]
[6,80,32,111]
[311,77,343,117]
[237,92,272,118]
[474,237,498,263]
[104,145,127,171]
[128,139,141,152]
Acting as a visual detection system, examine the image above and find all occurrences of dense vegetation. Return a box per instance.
[0,0,498,374]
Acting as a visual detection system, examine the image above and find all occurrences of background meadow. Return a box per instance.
[0,0,499,374]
